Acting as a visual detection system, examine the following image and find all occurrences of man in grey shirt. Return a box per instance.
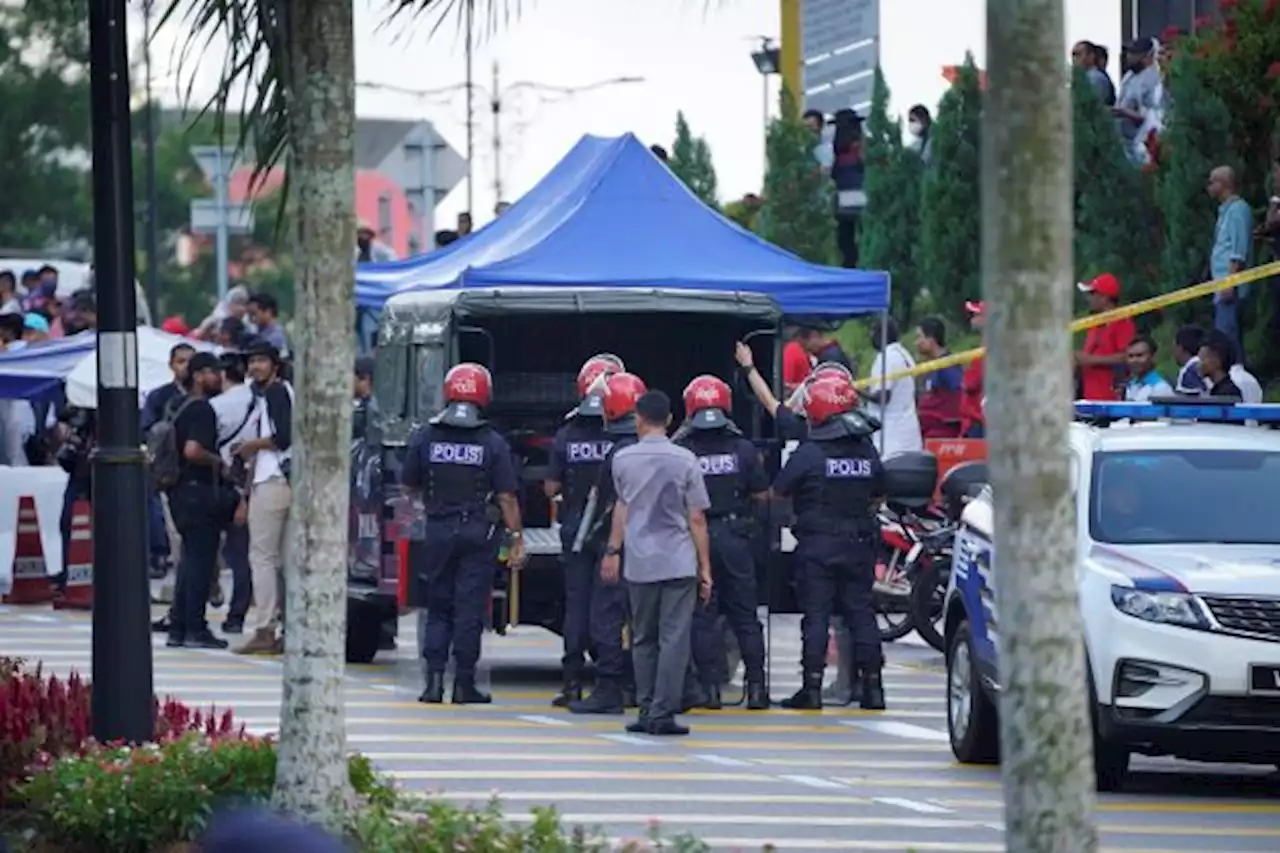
[602,390,712,736]
[1114,37,1161,163]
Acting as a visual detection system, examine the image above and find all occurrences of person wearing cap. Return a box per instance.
[166,351,232,649]
[356,219,397,263]
[21,313,49,343]
[1076,273,1135,401]
[960,301,986,438]
[674,375,770,711]
[1114,37,1161,163]
[545,354,625,708]
[232,340,295,655]
[605,390,713,736]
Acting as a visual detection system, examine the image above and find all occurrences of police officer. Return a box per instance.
[675,375,771,711]
[734,342,855,441]
[569,371,647,715]
[544,353,626,707]
[401,363,526,705]
[771,372,886,710]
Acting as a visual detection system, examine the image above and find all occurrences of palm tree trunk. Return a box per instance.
[272,0,356,827]
[982,1,1099,850]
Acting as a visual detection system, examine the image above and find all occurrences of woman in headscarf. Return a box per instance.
[195,284,251,340]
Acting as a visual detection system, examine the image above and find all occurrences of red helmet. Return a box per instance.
[802,374,857,425]
[683,375,731,416]
[576,353,626,398]
[811,361,853,382]
[443,363,493,407]
[602,372,647,422]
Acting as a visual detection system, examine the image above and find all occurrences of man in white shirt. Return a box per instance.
[866,318,923,460]
[232,342,294,655]
[211,355,258,634]
[1229,362,1263,404]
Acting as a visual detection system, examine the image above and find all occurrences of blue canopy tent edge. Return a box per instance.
[359,133,890,320]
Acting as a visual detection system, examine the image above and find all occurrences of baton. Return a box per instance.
[571,486,599,553]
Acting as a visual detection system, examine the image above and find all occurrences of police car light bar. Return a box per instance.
[1074,397,1280,424]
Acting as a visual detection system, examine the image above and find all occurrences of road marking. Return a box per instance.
[385,769,772,782]
[692,754,755,767]
[428,790,877,805]
[597,734,659,747]
[517,714,572,726]
[875,796,955,814]
[505,812,980,830]
[778,774,848,790]
[360,751,688,764]
[848,719,951,742]
[19,614,57,623]
[338,733,952,753]
[229,714,943,731]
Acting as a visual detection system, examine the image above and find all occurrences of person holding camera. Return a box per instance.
[233,341,293,656]
[54,406,95,594]
[167,352,238,649]
[211,353,257,634]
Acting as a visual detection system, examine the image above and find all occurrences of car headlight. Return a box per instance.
[1110,586,1209,629]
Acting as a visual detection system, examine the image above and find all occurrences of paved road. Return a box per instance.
[4,602,1278,852]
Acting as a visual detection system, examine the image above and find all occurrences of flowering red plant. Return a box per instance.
[0,659,244,802]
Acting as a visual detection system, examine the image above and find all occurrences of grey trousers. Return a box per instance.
[629,576,697,722]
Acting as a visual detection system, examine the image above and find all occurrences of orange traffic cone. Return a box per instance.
[53,500,93,611]
[3,497,53,604]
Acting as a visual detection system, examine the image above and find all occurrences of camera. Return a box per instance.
[55,407,96,476]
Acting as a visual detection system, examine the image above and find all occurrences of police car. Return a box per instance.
[944,399,1280,790]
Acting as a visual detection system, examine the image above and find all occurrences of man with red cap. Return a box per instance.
[1076,272,1135,401]
[960,301,986,438]
[401,362,525,704]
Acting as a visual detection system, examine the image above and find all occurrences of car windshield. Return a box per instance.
[1090,449,1280,545]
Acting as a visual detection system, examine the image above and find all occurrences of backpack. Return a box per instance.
[147,398,195,491]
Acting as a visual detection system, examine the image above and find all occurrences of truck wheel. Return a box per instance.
[947,620,1000,764]
[346,609,381,664]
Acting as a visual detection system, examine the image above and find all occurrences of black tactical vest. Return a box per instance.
[808,436,878,532]
[560,418,612,519]
[421,423,492,515]
[680,431,746,518]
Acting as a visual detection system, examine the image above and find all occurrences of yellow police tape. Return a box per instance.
[850,261,1280,389]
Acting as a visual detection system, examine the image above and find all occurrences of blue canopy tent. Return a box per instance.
[358,133,890,318]
[0,333,96,400]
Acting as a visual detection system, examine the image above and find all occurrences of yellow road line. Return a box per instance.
[362,751,961,771]
[343,734,949,752]
[937,798,1280,814]
[239,713,935,729]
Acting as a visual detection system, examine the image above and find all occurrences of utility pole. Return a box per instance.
[87,0,154,745]
[213,146,229,300]
[141,0,160,318]
[983,0,1099,850]
[464,0,474,216]
[491,61,502,207]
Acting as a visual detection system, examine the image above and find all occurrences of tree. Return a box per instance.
[1071,67,1161,303]
[1156,54,1235,305]
[0,0,93,248]
[858,67,923,323]
[169,0,360,827]
[757,86,836,265]
[919,54,982,319]
[984,0,1098,850]
[668,111,719,208]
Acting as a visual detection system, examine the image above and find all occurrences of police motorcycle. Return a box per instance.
[894,460,989,652]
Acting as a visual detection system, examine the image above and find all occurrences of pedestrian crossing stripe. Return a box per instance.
[232,714,941,730]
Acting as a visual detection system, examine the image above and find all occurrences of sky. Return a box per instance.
[140,0,1120,232]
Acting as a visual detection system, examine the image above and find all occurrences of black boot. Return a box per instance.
[622,683,638,709]
[419,671,445,704]
[702,683,722,710]
[780,670,824,710]
[569,680,624,715]
[552,675,583,708]
[452,675,492,705]
[859,666,886,711]
[746,679,770,711]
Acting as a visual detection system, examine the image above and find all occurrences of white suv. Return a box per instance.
[944,400,1280,790]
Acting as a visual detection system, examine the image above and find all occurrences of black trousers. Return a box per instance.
[836,215,859,269]
[168,482,221,638]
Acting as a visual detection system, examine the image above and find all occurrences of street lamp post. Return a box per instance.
[87,0,154,744]
[751,38,782,180]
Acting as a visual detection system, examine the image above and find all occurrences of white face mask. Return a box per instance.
[908,120,923,137]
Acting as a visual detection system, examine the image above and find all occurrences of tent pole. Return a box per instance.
[878,275,891,458]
